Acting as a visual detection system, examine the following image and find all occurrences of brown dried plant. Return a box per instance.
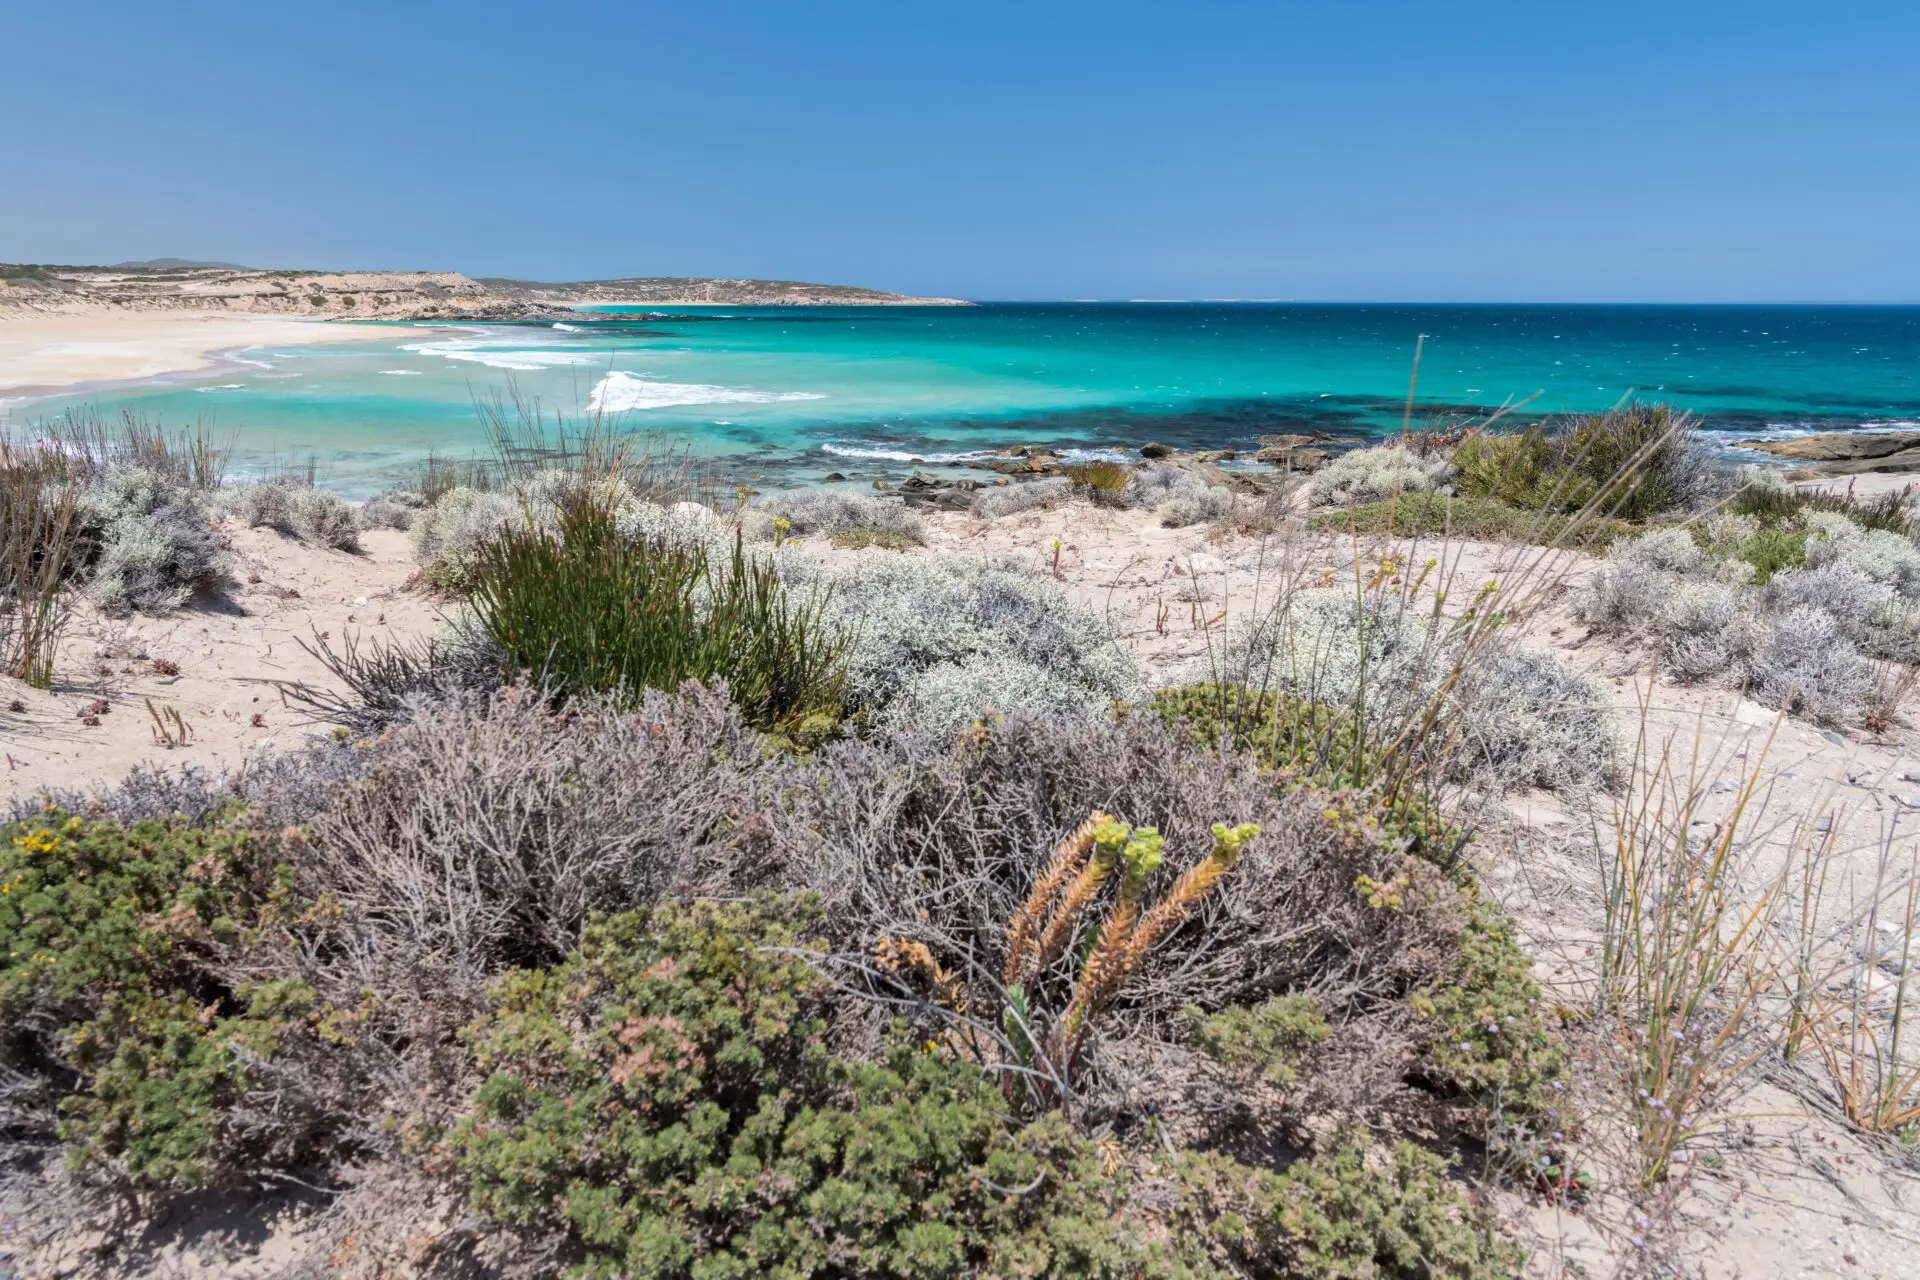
[995,814,1260,1103]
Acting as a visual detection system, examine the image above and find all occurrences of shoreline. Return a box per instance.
[0,312,410,404]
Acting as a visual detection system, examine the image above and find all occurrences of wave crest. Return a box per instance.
[588,370,824,412]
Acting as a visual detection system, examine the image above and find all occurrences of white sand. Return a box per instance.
[0,312,399,397]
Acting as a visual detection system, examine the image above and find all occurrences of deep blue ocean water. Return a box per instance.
[10,303,1920,496]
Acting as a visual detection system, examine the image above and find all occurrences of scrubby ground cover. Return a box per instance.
[1,451,1638,1277]
[1308,401,1719,554]
[3,672,1550,1277]
[11,403,1920,1275]
[1579,470,1920,723]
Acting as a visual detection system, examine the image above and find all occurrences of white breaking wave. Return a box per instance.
[379,369,423,376]
[820,442,1130,464]
[552,322,581,332]
[195,384,246,392]
[820,442,999,463]
[400,336,603,372]
[588,370,825,412]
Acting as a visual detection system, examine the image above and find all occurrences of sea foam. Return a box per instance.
[588,370,824,412]
[820,442,995,463]
[401,337,602,372]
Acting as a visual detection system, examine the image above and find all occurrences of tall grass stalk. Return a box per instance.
[0,447,79,687]
[1194,431,1620,855]
[27,406,228,491]
[1789,827,1920,1137]
[1596,697,1796,1184]
[472,380,711,508]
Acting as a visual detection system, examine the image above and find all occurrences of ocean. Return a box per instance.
[11,303,1920,497]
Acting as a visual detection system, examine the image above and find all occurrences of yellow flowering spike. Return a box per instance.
[1208,822,1261,866]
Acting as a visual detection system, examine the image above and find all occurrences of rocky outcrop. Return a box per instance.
[1740,431,1920,474]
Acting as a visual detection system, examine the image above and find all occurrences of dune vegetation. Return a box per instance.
[5,402,1919,1275]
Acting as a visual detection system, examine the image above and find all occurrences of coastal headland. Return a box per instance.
[0,262,968,397]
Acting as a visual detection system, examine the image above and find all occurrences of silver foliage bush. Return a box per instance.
[1215,587,1615,791]
[1157,483,1236,528]
[787,550,1147,735]
[407,487,523,586]
[1124,463,1236,527]
[71,466,227,613]
[745,489,925,542]
[288,487,362,550]
[222,477,362,549]
[359,490,429,531]
[1581,514,1920,720]
[1747,605,1877,722]
[1803,510,1920,597]
[970,476,1072,520]
[1307,444,1456,506]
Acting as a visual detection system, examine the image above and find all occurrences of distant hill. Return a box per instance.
[478,275,970,307]
[111,258,253,271]
[0,265,969,317]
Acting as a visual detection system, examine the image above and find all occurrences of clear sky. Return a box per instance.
[3,1,1916,302]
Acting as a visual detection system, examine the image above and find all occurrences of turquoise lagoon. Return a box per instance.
[9,303,1920,497]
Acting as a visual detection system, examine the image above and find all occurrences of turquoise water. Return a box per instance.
[10,303,1920,497]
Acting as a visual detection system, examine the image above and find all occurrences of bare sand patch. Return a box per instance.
[0,312,403,397]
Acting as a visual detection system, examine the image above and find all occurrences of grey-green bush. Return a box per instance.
[72,466,226,613]
[358,489,428,531]
[407,487,522,588]
[1215,588,1615,792]
[1308,444,1456,506]
[1581,515,1920,720]
[786,550,1146,735]
[1126,463,1237,527]
[222,477,361,550]
[747,489,925,543]
[971,476,1073,520]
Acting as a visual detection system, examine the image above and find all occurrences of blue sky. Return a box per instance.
[3,1,1916,301]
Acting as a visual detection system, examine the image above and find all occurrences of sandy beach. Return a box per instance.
[0,312,400,400]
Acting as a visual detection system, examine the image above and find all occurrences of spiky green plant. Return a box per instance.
[468,493,847,736]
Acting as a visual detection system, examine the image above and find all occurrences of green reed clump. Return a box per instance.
[1065,459,1134,504]
[1307,492,1632,551]
[0,453,80,687]
[1731,475,1914,537]
[469,495,847,736]
[1452,401,1708,523]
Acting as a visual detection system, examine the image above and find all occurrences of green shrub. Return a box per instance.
[455,896,1523,1280]
[0,809,315,1186]
[454,897,1149,1280]
[1149,682,1460,862]
[1064,459,1133,505]
[1163,1140,1524,1279]
[469,497,847,735]
[1729,525,1808,583]
[1411,895,1565,1119]
[1448,430,1558,510]
[1306,492,1630,550]
[1451,402,1708,523]
[1558,402,1701,521]
[1184,995,1330,1087]
[830,524,920,551]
